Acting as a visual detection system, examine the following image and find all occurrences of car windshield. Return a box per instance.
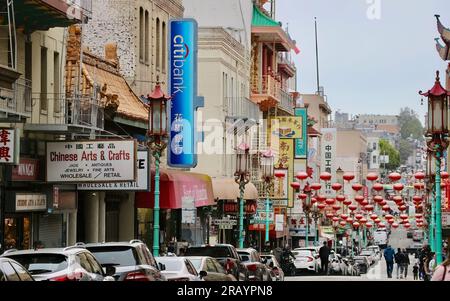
[86,246,138,266]
[185,247,232,258]
[188,258,202,271]
[237,252,251,262]
[157,259,183,272]
[7,254,68,275]
[293,250,311,257]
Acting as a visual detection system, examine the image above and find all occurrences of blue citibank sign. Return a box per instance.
[168,19,204,168]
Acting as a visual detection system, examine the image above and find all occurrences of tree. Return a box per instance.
[379,139,400,171]
[398,107,424,140]
[398,139,412,164]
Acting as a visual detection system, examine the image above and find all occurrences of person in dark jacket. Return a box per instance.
[419,245,431,280]
[395,248,406,279]
[384,245,395,278]
[403,249,410,278]
[319,241,330,275]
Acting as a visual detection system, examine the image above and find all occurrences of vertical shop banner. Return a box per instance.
[273,139,294,207]
[321,128,337,197]
[0,128,20,164]
[294,108,308,159]
[168,19,204,168]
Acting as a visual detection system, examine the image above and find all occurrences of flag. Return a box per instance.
[294,45,301,55]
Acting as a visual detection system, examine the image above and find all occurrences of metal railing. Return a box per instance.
[0,78,32,118]
[224,97,260,121]
[251,74,295,113]
[65,0,92,19]
[29,93,104,129]
[277,52,296,71]
[279,89,294,115]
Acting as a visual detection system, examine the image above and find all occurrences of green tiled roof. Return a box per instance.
[252,5,280,27]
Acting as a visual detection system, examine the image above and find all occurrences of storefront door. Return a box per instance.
[4,215,31,250]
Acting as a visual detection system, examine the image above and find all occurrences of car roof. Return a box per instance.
[189,244,233,248]
[156,256,186,261]
[1,247,86,256]
[82,242,143,248]
[237,248,256,253]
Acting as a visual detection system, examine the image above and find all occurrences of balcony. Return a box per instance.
[224,96,261,122]
[10,0,92,33]
[278,89,294,115]
[0,78,32,122]
[251,74,294,114]
[24,93,104,134]
[277,53,296,78]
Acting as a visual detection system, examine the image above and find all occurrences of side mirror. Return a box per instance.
[199,271,207,279]
[261,258,267,264]
[158,263,166,271]
[105,266,116,276]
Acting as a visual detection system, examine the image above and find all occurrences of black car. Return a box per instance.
[184,244,248,281]
[0,257,34,281]
[81,240,165,281]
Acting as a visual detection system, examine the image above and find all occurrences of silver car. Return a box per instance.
[155,257,204,281]
[2,247,115,281]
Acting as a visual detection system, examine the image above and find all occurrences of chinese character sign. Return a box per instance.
[0,128,18,164]
[294,108,308,159]
[321,128,337,196]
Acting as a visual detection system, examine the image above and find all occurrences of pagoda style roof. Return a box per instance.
[252,5,280,27]
[419,71,450,97]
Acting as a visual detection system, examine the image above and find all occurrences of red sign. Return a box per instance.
[363,186,369,199]
[223,200,256,215]
[12,158,40,181]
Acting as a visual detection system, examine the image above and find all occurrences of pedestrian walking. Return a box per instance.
[394,248,405,279]
[423,252,435,281]
[431,253,450,281]
[413,263,419,280]
[319,241,330,275]
[403,248,410,279]
[383,245,395,278]
[419,245,431,280]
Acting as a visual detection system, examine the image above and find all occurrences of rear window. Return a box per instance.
[7,254,68,275]
[86,246,138,267]
[237,252,250,262]
[293,250,311,257]
[188,258,202,271]
[156,259,182,272]
[185,247,232,258]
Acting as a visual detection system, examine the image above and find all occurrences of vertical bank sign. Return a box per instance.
[168,19,204,168]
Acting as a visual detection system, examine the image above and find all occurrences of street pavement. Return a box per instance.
[286,228,421,281]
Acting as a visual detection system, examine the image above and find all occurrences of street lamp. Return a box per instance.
[420,71,450,264]
[147,83,170,257]
[299,183,312,247]
[235,142,251,248]
[261,149,275,243]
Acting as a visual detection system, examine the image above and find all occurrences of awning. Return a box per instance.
[211,178,259,201]
[135,169,215,209]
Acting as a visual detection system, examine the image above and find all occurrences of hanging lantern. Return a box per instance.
[414,172,426,180]
[290,182,301,191]
[326,212,334,219]
[382,205,390,211]
[341,214,349,220]
[317,203,326,210]
[366,223,373,228]
[393,183,404,191]
[361,199,369,206]
[415,214,423,219]
[373,183,384,192]
[343,199,352,206]
[331,183,343,191]
[274,170,286,178]
[374,218,381,224]
[393,195,403,204]
[404,223,411,229]
[379,199,387,206]
[366,173,379,182]
[392,223,399,229]
[414,182,425,190]
[355,195,365,204]
[373,195,383,203]
[388,172,402,182]
[355,214,363,220]
[413,195,423,202]
[378,222,386,228]
[343,173,355,182]
[346,217,353,223]
[370,214,378,220]
[360,218,368,224]
[364,204,374,212]
[325,198,336,205]
[332,204,341,211]
[352,222,360,229]
[332,216,340,222]
[320,172,332,181]
[398,205,407,212]
[311,197,318,204]
[442,171,449,179]
[348,204,357,211]
[387,218,395,225]
[340,221,347,227]
[298,193,308,200]
[311,183,322,191]
[317,195,327,202]
[352,184,363,191]
[336,195,346,202]
[296,171,309,181]
[385,214,394,220]
[400,214,409,220]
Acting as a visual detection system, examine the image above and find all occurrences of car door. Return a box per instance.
[204,258,222,281]
[212,259,233,281]
[0,261,20,281]
[141,245,163,281]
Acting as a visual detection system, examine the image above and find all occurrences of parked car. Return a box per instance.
[342,257,360,276]
[2,247,115,281]
[260,254,284,281]
[237,248,271,281]
[291,249,319,274]
[374,229,388,248]
[359,249,376,266]
[184,244,247,281]
[0,257,34,281]
[187,256,237,281]
[155,257,203,281]
[353,256,370,274]
[329,253,347,275]
[81,240,165,281]
[413,230,424,242]
[366,246,382,260]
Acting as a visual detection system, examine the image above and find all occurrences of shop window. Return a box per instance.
[137,208,153,248]
[156,18,160,70]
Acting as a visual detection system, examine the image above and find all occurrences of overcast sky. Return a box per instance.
[276,0,450,123]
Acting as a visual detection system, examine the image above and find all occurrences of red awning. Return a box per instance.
[135,169,215,209]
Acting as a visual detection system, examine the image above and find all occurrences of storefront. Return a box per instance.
[135,169,215,252]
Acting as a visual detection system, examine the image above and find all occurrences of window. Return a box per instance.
[373,142,377,150]
[162,21,166,71]
[373,156,377,164]
[139,7,144,61]
[40,47,48,111]
[54,51,60,113]
[8,254,68,275]
[77,253,93,273]
[213,260,225,274]
[10,262,33,281]
[85,253,104,275]
[205,259,217,273]
[145,10,149,63]
[0,268,5,281]
[185,260,197,276]
[1,262,20,281]
[156,18,160,69]
[86,246,138,267]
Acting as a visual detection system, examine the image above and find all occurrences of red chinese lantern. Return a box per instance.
[341,214,349,220]
[311,183,322,191]
[415,214,423,219]
[378,223,386,228]
[364,204,374,212]
[414,182,425,190]
[379,200,387,206]
[331,183,343,191]
[388,172,402,182]
[370,214,378,220]
[398,205,407,212]
[343,173,355,182]
[400,214,409,220]
[361,199,369,206]
[290,182,301,190]
[393,183,404,191]
[385,214,394,220]
[325,198,336,205]
[441,171,449,179]
[320,172,332,181]
[392,223,399,229]
[274,170,286,178]
[382,205,390,211]
[413,195,423,202]
[360,218,368,224]
[343,199,352,206]
[332,204,341,211]
[339,221,347,227]
[317,203,326,210]
[393,195,403,204]
[414,172,425,180]
[332,216,340,222]
[298,193,308,200]
[311,197,318,204]
[374,218,381,224]
[326,212,334,219]
[317,195,327,202]
[348,204,357,211]
[387,218,395,224]
[355,195,365,203]
[366,173,379,182]
[373,195,383,203]
[346,217,353,223]
[373,183,384,191]
[296,171,309,181]
[366,223,373,228]
[352,183,363,191]
[336,195,346,202]
[404,223,411,229]
[355,214,363,220]
[352,222,360,228]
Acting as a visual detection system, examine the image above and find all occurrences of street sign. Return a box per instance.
[213,219,237,229]
[443,212,450,229]
[272,199,288,207]
[250,211,274,224]
[275,214,284,231]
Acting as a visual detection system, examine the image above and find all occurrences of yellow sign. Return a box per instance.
[273,139,294,208]
[271,117,304,139]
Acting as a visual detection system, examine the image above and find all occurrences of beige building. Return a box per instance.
[303,94,332,131]
[336,129,368,184]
